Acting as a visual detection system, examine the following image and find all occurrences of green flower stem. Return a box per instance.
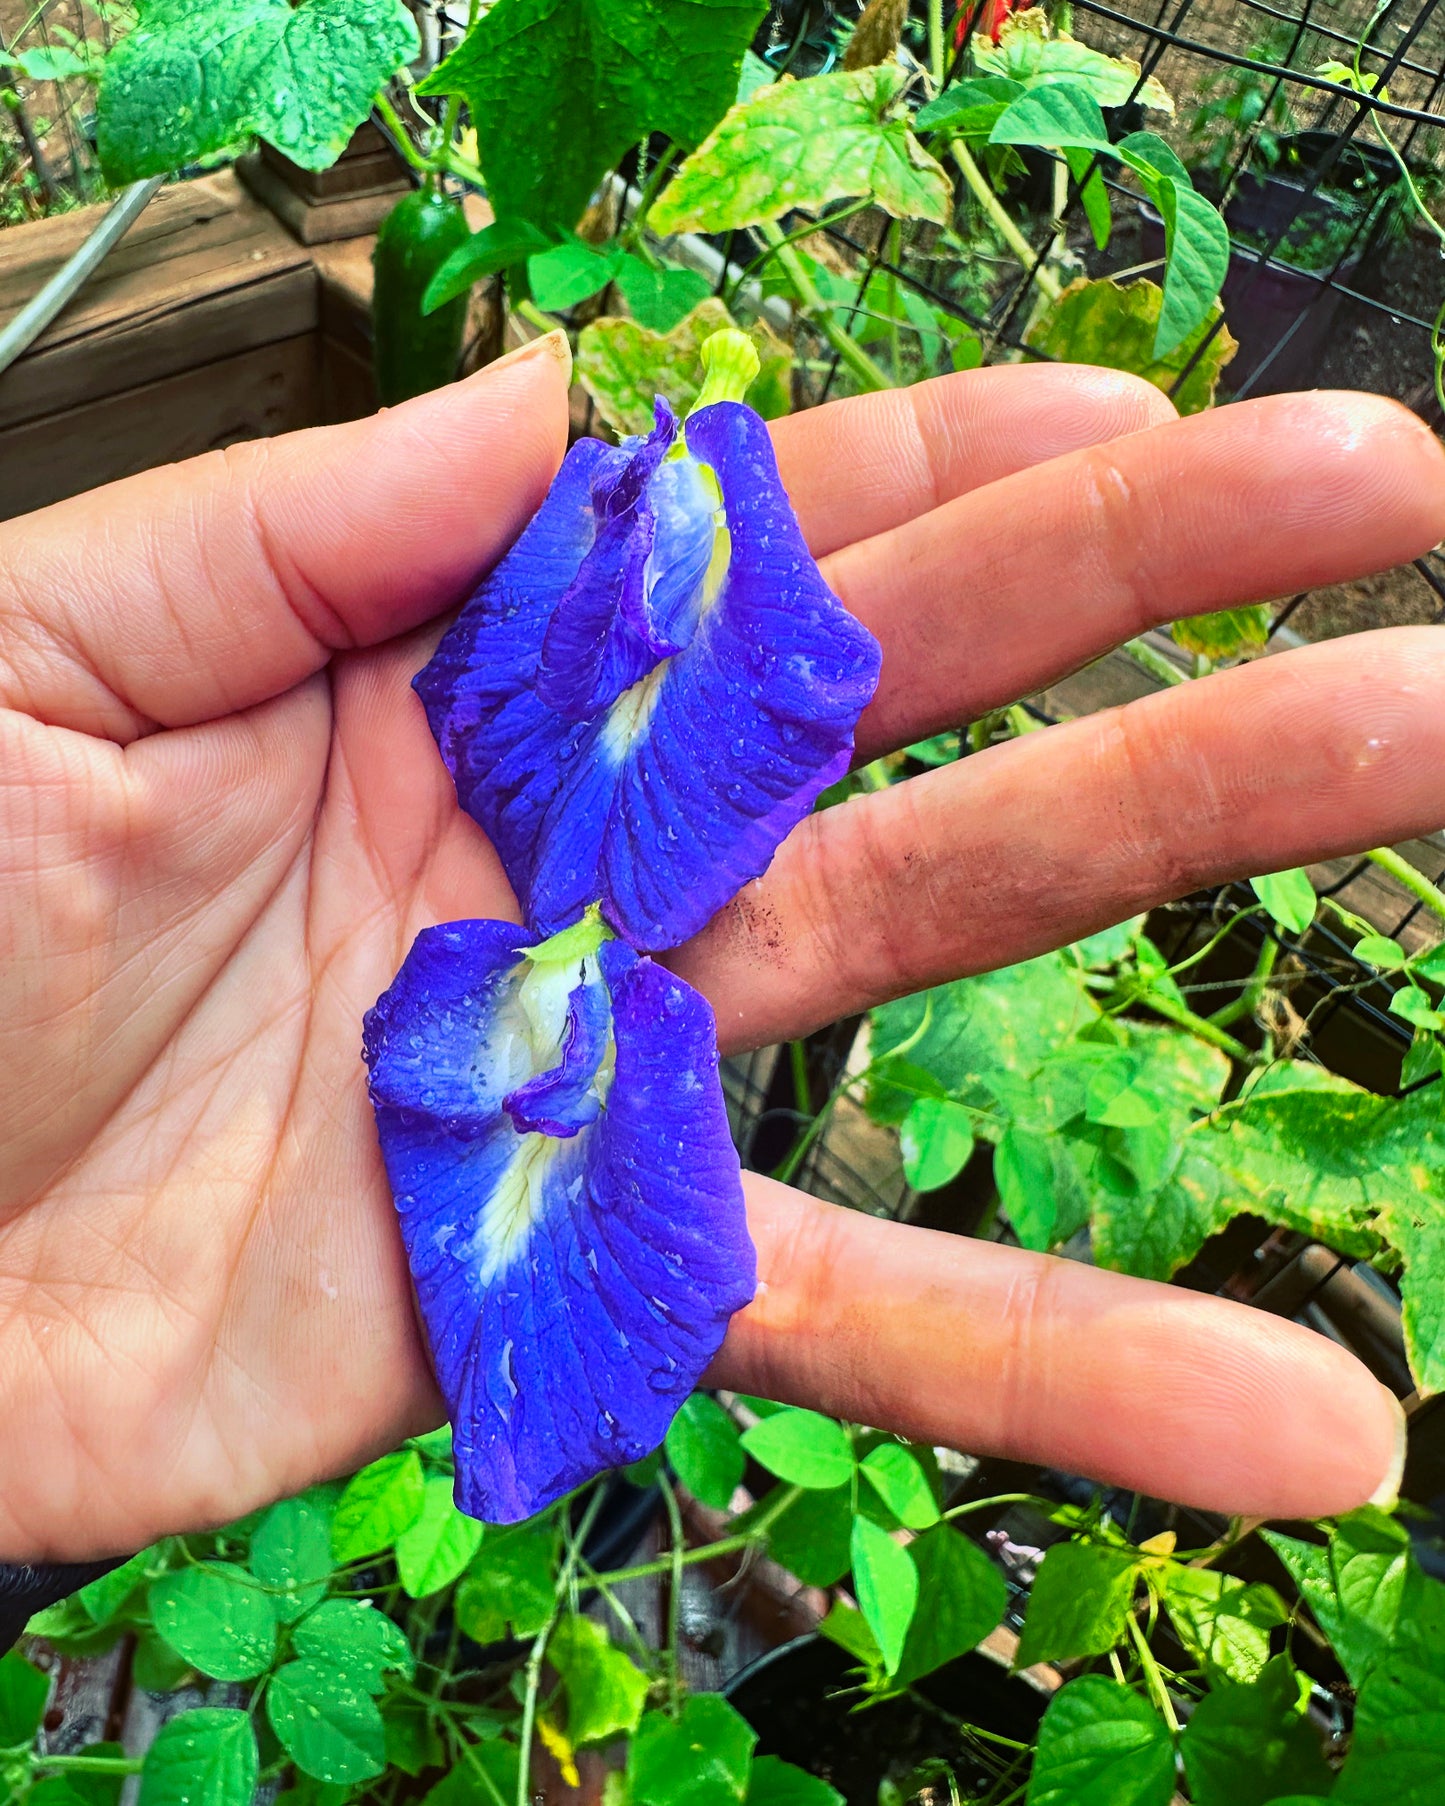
[1208,933,1279,1032]
[1137,990,1255,1064]
[35,1757,145,1775]
[758,221,894,392]
[1125,1615,1180,1735]
[928,0,946,89]
[515,1486,607,1806]
[595,1484,805,1585]
[1121,634,1188,687]
[1366,846,1445,924]
[950,142,1062,305]
[726,199,872,300]
[373,91,433,176]
[789,1039,813,1117]
[940,1491,1048,1523]
[659,1472,686,1711]
[513,297,562,337]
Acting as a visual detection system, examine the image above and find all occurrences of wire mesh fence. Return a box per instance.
[0,0,116,224]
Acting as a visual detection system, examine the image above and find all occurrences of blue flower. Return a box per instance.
[363,910,754,1523]
[415,333,882,950]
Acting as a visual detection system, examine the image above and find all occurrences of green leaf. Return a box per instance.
[891,1526,1009,1690]
[331,1449,426,1562]
[1026,1675,1175,1806]
[859,1444,940,1530]
[292,1599,414,1693]
[0,1651,49,1744]
[989,81,1112,154]
[1180,1660,1331,1806]
[132,1629,196,1693]
[527,240,624,313]
[900,1096,976,1191]
[1378,1191,1445,1392]
[740,1408,854,1489]
[381,1697,445,1776]
[914,74,1023,137]
[1014,1542,1141,1668]
[96,0,419,183]
[753,1484,853,1587]
[79,1547,159,1624]
[1116,130,1189,186]
[251,1494,335,1624]
[266,1660,386,1785]
[1163,1568,1288,1686]
[614,258,715,334]
[5,45,93,81]
[395,1474,484,1599]
[1250,870,1317,935]
[995,1121,1091,1251]
[419,0,767,233]
[138,1709,258,1806]
[1263,1509,1413,1687]
[849,1517,918,1676]
[650,65,951,236]
[629,1696,756,1806]
[1357,934,1410,971]
[455,1514,560,1643]
[1152,174,1231,358]
[1172,604,1272,660]
[978,23,1173,114]
[30,1759,127,1806]
[818,1600,882,1669]
[746,1756,842,1806]
[1335,1661,1445,1806]
[1391,986,1445,1031]
[1064,146,1112,251]
[549,1616,649,1746]
[150,1566,277,1681]
[419,1744,520,1806]
[423,220,553,315]
[666,1393,745,1510]
[577,297,791,439]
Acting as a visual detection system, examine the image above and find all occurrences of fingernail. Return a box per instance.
[1367,1385,1408,1509]
[489,327,572,382]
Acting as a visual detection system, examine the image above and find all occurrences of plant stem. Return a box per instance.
[940,1492,1048,1523]
[1209,932,1279,1031]
[1366,846,1445,924]
[928,0,946,88]
[1121,634,1187,687]
[595,1484,804,1586]
[373,92,433,176]
[659,1472,686,1712]
[727,199,872,299]
[515,1487,606,1806]
[437,0,481,166]
[950,142,1062,304]
[1126,1615,1181,1735]
[623,139,677,248]
[789,1039,813,1117]
[758,221,894,392]
[35,1758,144,1776]
[514,297,562,336]
[1137,990,1255,1063]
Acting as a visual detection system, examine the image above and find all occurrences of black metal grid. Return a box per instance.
[0,0,115,221]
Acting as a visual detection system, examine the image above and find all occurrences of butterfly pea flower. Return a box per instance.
[415,331,882,951]
[362,907,754,1524]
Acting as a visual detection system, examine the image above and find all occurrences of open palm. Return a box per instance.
[1,335,1436,1561]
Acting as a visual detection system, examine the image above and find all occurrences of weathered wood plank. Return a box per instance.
[0,335,320,521]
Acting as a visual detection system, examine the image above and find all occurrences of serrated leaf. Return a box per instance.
[1375,1193,1445,1393]
[1180,1659,1331,1806]
[977,18,1173,114]
[96,0,418,182]
[292,1599,414,1692]
[850,1517,918,1676]
[266,1660,386,1784]
[859,1444,940,1530]
[549,1616,649,1747]
[251,1494,335,1623]
[1250,870,1317,935]
[1153,175,1230,357]
[614,258,715,333]
[419,0,766,232]
[651,65,951,235]
[740,1408,853,1489]
[666,1393,744,1509]
[1026,1675,1175,1806]
[628,1695,756,1806]
[1015,1542,1141,1668]
[577,297,791,439]
[455,1514,560,1644]
[395,1473,484,1598]
[150,1567,277,1681]
[331,1449,426,1563]
[138,1709,257,1806]
[1263,1510,1414,1687]
[1171,604,1271,659]
[900,1095,975,1191]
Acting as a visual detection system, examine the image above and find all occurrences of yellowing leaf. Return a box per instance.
[1026,277,1235,417]
[577,298,791,438]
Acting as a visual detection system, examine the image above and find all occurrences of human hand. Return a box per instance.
[0,334,1436,1559]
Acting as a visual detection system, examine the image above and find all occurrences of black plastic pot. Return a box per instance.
[725,1635,1049,1805]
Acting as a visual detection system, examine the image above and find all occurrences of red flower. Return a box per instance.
[954,0,1027,47]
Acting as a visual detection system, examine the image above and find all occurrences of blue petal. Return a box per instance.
[502,976,610,1138]
[363,922,754,1524]
[415,402,881,951]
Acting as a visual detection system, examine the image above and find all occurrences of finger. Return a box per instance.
[675,627,1445,1050]
[823,390,1445,761]
[713,1182,1403,1520]
[0,334,573,742]
[769,363,1176,559]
